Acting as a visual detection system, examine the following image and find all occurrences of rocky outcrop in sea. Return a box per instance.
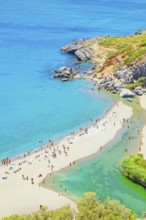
[54,66,81,81]
[61,38,93,62]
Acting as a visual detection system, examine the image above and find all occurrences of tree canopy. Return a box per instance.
[1,192,137,220]
[121,154,146,187]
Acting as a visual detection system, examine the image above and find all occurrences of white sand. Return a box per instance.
[139,95,146,110]
[139,95,146,158]
[0,101,133,218]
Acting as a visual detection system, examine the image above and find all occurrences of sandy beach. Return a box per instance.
[139,95,146,158]
[0,101,133,218]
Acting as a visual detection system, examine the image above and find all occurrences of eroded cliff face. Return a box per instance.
[54,31,146,96]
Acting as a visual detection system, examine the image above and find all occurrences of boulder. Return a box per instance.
[96,76,118,91]
[135,30,146,35]
[54,66,78,81]
[61,38,93,62]
[133,87,143,96]
[132,63,146,79]
[55,66,67,73]
[116,69,134,83]
[75,48,93,61]
[61,39,89,53]
[116,63,146,84]
[120,89,134,98]
[113,82,124,91]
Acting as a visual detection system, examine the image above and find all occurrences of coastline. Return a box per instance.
[0,100,133,218]
[139,95,146,158]
[0,91,114,167]
[0,81,113,165]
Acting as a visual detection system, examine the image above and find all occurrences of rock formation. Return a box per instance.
[120,89,135,98]
[54,31,146,96]
[61,39,93,61]
[54,66,80,81]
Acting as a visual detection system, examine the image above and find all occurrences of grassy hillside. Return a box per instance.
[98,33,146,66]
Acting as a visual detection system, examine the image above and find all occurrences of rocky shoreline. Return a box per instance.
[53,38,93,81]
[54,30,146,98]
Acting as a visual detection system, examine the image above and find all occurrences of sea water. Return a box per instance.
[1,0,146,159]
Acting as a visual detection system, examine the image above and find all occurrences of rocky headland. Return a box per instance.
[54,30,146,97]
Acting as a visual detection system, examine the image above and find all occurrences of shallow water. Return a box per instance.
[45,98,146,216]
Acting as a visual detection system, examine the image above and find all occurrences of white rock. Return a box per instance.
[120,89,134,98]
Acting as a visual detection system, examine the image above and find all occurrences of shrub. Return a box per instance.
[121,154,146,186]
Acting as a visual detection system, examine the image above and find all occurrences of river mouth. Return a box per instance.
[44,94,146,216]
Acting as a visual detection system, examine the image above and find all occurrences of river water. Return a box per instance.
[45,98,146,216]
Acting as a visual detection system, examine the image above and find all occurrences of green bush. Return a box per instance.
[126,83,137,90]
[121,154,146,186]
[76,192,136,220]
[126,77,146,90]
[137,77,146,86]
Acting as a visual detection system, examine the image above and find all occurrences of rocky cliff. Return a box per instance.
[54,30,146,96]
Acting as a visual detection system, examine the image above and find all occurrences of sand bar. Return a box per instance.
[139,95,146,158]
[0,101,133,218]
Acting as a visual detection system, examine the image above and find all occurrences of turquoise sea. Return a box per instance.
[0,0,146,159]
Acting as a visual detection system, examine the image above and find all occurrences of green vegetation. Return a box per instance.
[1,193,137,220]
[126,77,146,90]
[121,154,146,187]
[98,33,146,65]
[76,192,136,220]
[1,206,73,220]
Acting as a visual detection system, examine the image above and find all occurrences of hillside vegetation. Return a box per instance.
[98,33,146,66]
